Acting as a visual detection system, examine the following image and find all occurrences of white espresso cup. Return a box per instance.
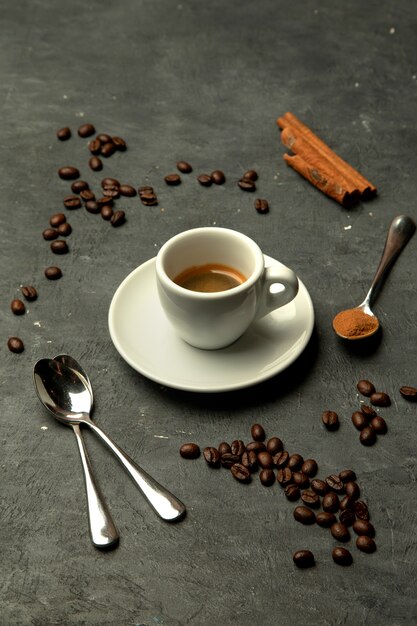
[156,227,299,350]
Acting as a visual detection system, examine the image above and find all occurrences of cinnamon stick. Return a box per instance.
[277,112,377,206]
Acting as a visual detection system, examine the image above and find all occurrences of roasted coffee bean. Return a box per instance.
[322,410,339,431]
[179,443,200,459]
[351,411,368,430]
[119,184,137,197]
[243,169,258,181]
[345,482,360,500]
[260,468,275,486]
[11,299,25,315]
[339,508,356,527]
[238,178,256,191]
[325,475,344,493]
[177,161,192,173]
[63,195,81,209]
[258,451,274,469]
[211,170,226,185]
[288,454,304,471]
[96,133,112,144]
[218,442,231,456]
[331,522,350,542]
[97,196,112,208]
[7,336,24,353]
[101,142,116,158]
[293,506,316,525]
[71,180,89,193]
[311,479,329,496]
[357,379,376,397]
[164,174,182,186]
[322,492,340,513]
[231,439,245,456]
[110,210,126,227]
[88,139,102,155]
[284,484,300,501]
[241,450,258,472]
[316,512,337,528]
[354,500,370,520]
[78,123,95,137]
[353,519,375,537]
[277,468,293,486]
[246,441,266,454]
[361,405,377,418]
[138,185,154,194]
[44,266,62,280]
[251,423,265,442]
[57,126,71,141]
[112,136,127,151]
[21,285,37,301]
[301,459,318,477]
[100,205,114,220]
[231,463,251,482]
[332,546,353,566]
[359,426,376,446]
[356,536,376,553]
[340,495,355,511]
[292,472,310,489]
[103,188,120,199]
[266,437,283,455]
[293,550,315,569]
[371,416,387,434]
[89,156,103,171]
[50,240,69,254]
[140,192,158,206]
[254,198,269,214]
[102,177,120,188]
[197,174,212,186]
[58,166,80,180]
[220,453,241,468]
[274,451,289,468]
[85,201,100,214]
[399,385,417,401]
[80,189,95,201]
[339,469,357,483]
[49,213,66,227]
[203,446,220,467]
[301,489,320,508]
[370,391,391,407]
[57,222,72,237]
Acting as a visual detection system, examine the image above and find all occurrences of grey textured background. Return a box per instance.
[1,1,417,624]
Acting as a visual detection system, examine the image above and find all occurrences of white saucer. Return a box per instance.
[108,256,314,393]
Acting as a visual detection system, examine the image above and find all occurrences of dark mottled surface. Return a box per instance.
[1,1,417,624]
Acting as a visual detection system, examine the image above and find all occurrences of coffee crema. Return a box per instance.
[174,263,247,292]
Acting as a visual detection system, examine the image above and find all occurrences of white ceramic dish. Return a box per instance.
[108,256,314,393]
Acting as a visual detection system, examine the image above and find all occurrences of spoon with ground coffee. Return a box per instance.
[332,215,416,340]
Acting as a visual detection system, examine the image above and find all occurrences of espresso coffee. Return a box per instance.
[174,263,246,293]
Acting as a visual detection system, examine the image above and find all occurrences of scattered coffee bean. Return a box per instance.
[110,210,126,227]
[102,177,120,188]
[292,471,310,488]
[112,136,127,151]
[294,506,316,525]
[231,439,245,456]
[357,379,376,397]
[288,454,304,471]
[370,391,391,407]
[351,411,368,430]
[301,459,318,477]
[284,484,300,501]
[243,169,258,181]
[339,508,356,527]
[241,450,258,472]
[58,166,80,180]
[274,451,289,468]
[164,174,182,186]
[103,188,120,199]
[399,385,417,401]
[203,446,220,467]
[322,492,340,513]
[345,482,360,500]
[71,180,89,193]
[246,441,266,454]
[179,443,200,459]
[332,546,353,566]
[21,285,37,301]
[221,453,241,468]
[97,196,112,208]
[354,500,370,520]
[44,266,62,280]
[340,495,354,511]
[63,195,81,209]
[316,511,337,528]
[322,410,339,431]
[293,550,315,569]
[78,123,95,137]
[356,535,376,553]
[238,178,256,191]
[89,156,103,171]
[100,205,114,220]
[301,489,320,508]
[57,127,71,141]
[370,416,387,434]
[361,405,377,418]
[339,469,357,483]
[266,437,283,455]
[80,189,96,201]
[197,174,212,187]
[139,192,158,206]
[218,442,231,456]
[231,463,251,483]
[88,138,102,155]
[43,228,58,241]
[211,170,225,185]
[7,337,24,353]
[50,240,69,254]
[259,468,275,486]
[331,522,350,542]
[49,213,66,227]
[251,423,265,442]
[57,222,72,237]
[325,475,344,493]
[96,133,112,144]
[254,198,269,214]
[119,184,137,197]
[11,299,25,315]
[258,451,274,469]
[353,519,375,537]
[277,468,293,485]
[85,201,100,214]
[177,161,192,173]
[359,426,376,446]
[311,479,329,495]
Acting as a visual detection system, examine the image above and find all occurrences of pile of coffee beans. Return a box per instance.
[179,423,378,568]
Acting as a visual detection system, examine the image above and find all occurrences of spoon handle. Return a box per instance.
[72,424,119,548]
[363,215,416,306]
[84,419,186,522]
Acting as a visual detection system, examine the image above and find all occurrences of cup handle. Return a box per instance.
[255,264,299,319]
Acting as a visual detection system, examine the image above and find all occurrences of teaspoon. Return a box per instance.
[332,215,416,340]
[33,357,186,522]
